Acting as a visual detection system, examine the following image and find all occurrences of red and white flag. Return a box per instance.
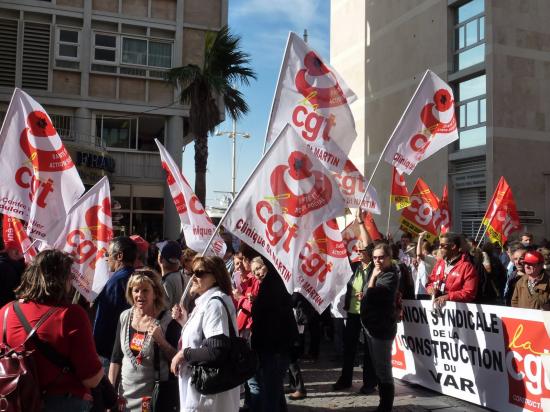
[481,177,521,245]
[399,178,440,243]
[0,89,84,244]
[264,32,357,172]
[51,176,113,302]
[383,70,458,174]
[363,211,383,241]
[437,185,451,234]
[342,220,362,264]
[2,214,37,263]
[224,125,346,293]
[155,140,226,257]
[297,219,352,313]
[334,160,380,214]
[390,167,411,210]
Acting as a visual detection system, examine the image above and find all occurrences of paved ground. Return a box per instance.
[285,355,491,412]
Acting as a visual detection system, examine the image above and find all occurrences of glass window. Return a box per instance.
[148,42,172,68]
[132,213,164,241]
[458,0,484,23]
[122,38,147,65]
[137,116,165,151]
[466,101,479,127]
[97,117,137,149]
[94,33,117,63]
[459,126,486,150]
[457,26,465,49]
[480,17,485,40]
[456,74,486,150]
[457,44,485,70]
[57,28,79,61]
[480,98,486,123]
[60,30,78,43]
[133,197,164,210]
[465,20,478,46]
[459,75,486,101]
[96,34,116,48]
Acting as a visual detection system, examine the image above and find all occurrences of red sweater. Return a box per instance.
[426,254,478,302]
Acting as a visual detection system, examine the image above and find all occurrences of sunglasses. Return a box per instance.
[192,270,210,278]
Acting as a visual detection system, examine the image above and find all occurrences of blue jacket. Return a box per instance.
[93,266,134,359]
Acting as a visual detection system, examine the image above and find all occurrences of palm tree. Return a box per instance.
[169,26,256,205]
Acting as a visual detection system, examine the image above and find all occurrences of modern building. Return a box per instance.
[0,0,227,241]
[331,0,550,240]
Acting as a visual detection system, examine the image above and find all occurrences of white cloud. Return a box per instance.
[231,0,323,29]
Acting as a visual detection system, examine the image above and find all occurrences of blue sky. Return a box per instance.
[182,0,330,208]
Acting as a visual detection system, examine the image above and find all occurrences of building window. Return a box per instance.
[122,38,147,66]
[454,0,485,71]
[94,33,117,64]
[50,114,73,139]
[149,41,171,68]
[96,115,165,151]
[56,28,80,62]
[457,74,486,149]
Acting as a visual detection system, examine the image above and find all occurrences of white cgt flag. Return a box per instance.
[155,139,226,257]
[224,124,346,294]
[334,160,381,214]
[383,70,459,175]
[296,219,352,314]
[264,32,357,172]
[51,176,113,302]
[0,88,85,243]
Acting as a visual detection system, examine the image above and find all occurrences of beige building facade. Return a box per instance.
[0,0,227,242]
[331,0,550,241]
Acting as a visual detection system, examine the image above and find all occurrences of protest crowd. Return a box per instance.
[1,32,549,412]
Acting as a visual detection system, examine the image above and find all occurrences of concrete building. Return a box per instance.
[0,0,227,241]
[331,0,550,241]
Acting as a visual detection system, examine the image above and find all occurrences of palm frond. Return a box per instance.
[223,88,249,120]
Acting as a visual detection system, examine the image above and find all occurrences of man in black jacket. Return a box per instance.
[0,236,25,308]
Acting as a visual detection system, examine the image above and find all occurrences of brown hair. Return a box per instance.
[16,250,73,304]
[182,248,198,262]
[126,268,167,312]
[191,255,233,295]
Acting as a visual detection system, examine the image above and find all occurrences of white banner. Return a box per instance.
[224,124,346,294]
[264,32,357,172]
[155,140,226,257]
[296,219,352,314]
[51,176,112,302]
[383,70,458,174]
[0,89,85,243]
[333,160,380,213]
[393,300,550,412]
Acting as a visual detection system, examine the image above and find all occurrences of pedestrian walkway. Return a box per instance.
[286,356,491,411]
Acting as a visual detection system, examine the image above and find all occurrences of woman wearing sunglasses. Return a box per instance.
[170,255,240,411]
[108,268,181,411]
[360,243,399,412]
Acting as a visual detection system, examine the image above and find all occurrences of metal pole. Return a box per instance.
[231,118,237,199]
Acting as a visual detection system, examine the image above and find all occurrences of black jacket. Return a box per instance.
[0,253,24,309]
[360,264,400,340]
[251,267,298,354]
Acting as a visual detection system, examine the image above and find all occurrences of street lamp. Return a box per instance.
[214,118,250,200]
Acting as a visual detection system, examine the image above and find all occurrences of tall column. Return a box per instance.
[164,115,184,240]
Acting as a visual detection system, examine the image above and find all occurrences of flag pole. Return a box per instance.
[386,194,392,237]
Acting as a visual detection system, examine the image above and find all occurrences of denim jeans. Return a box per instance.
[249,352,290,412]
[43,395,92,412]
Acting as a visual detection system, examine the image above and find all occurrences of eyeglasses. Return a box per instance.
[372,255,386,260]
[192,270,210,278]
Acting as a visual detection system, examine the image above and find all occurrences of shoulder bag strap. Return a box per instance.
[211,296,236,338]
[13,301,72,372]
[153,342,160,383]
[2,305,10,348]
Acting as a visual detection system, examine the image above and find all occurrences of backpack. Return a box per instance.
[0,302,59,412]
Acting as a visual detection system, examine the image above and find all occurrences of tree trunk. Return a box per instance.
[194,133,208,206]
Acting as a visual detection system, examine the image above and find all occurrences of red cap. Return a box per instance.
[524,251,543,265]
[130,235,149,254]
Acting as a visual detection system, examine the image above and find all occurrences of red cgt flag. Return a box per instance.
[399,178,440,243]
[2,214,37,263]
[390,167,411,210]
[362,211,383,241]
[438,185,451,234]
[481,177,521,245]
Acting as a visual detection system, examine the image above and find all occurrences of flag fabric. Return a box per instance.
[0,88,84,244]
[390,167,411,210]
[334,160,381,214]
[438,184,451,234]
[264,32,357,172]
[383,70,459,175]
[297,219,352,313]
[51,176,113,302]
[341,220,362,263]
[2,215,37,263]
[224,124,346,294]
[481,177,521,245]
[363,211,383,241]
[399,178,440,243]
[155,140,226,257]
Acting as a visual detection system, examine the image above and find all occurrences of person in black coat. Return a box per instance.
[0,236,25,309]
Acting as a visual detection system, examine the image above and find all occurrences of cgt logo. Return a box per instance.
[391,335,407,370]
[502,317,550,411]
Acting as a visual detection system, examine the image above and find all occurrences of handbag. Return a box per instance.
[151,320,179,412]
[90,376,117,412]
[190,296,257,395]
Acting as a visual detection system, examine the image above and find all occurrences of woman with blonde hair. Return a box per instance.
[108,268,181,411]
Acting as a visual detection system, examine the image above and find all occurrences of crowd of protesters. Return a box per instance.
[0,223,550,412]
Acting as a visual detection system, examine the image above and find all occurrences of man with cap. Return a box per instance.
[511,250,550,310]
[130,235,149,269]
[158,240,185,310]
